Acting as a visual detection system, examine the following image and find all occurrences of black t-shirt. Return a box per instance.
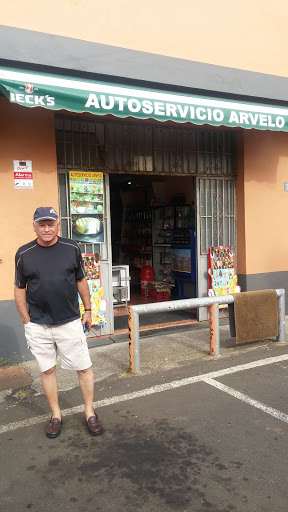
[15,237,85,325]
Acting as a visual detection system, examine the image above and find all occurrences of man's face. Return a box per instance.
[33,220,60,246]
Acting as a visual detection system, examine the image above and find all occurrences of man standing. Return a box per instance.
[14,207,103,439]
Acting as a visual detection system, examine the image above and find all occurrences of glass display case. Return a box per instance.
[171,228,196,299]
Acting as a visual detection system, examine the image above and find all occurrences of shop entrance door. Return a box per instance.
[196,177,236,321]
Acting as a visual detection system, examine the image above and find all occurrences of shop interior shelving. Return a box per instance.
[152,204,191,283]
[120,207,152,287]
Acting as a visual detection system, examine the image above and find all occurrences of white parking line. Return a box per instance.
[1,353,288,434]
[203,378,288,424]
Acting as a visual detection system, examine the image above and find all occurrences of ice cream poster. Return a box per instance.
[78,254,107,327]
[79,281,107,328]
[208,246,241,307]
[70,171,104,243]
[209,247,234,270]
[208,269,240,297]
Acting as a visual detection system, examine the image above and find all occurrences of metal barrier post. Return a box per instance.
[127,289,285,373]
[277,290,286,344]
[209,304,220,356]
[128,306,140,374]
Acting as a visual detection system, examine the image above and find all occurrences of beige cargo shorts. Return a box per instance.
[24,318,92,373]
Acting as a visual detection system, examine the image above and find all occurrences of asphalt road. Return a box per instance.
[1,340,288,512]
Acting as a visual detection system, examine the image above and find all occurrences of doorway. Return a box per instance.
[109,173,198,330]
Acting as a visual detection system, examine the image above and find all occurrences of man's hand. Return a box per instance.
[77,279,92,330]
[81,310,92,330]
[14,286,30,324]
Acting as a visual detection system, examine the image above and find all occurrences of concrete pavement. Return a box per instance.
[1,320,288,511]
[0,318,281,397]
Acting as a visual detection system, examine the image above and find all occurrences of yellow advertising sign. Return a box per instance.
[69,171,104,244]
[70,171,103,180]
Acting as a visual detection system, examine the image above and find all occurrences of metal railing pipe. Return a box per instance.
[128,289,286,374]
[209,303,220,356]
[128,307,140,374]
[129,294,235,316]
[277,290,286,344]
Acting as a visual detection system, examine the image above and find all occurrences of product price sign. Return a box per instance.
[69,171,104,243]
[13,160,33,189]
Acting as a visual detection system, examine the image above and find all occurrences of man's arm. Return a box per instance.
[14,286,30,324]
[76,278,92,328]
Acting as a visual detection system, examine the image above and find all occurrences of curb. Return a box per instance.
[0,366,33,392]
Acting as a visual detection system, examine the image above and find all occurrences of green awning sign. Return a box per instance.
[1,66,288,131]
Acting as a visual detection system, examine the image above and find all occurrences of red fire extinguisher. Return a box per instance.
[139,266,155,297]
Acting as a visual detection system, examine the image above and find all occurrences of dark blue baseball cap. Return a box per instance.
[33,207,58,222]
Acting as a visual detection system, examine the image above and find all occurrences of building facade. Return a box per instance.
[1,1,288,362]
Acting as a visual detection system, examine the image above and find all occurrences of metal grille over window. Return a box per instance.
[55,118,106,170]
[55,116,237,176]
[199,178,236,255]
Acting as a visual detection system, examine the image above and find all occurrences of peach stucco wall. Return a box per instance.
[237,129,288,275]
[1,94,288,303]
[2,0,288,77]
[0,98,58,300]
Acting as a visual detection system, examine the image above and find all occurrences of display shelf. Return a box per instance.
[120,207,153,287]
[120,204,193,288]
[152,205,191,283]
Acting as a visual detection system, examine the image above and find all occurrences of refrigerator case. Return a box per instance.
[171,229,196,298]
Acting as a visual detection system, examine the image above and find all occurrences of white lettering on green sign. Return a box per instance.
[10,92,55,106]
[85,94,228,122]
[84,93,287,130]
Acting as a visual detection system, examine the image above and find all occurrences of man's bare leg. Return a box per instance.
[41,365,62,420]
[77,367,95,420]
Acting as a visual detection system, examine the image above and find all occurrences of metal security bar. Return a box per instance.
[199,178,236,254]
[128,290,286,374]
[55,116,237,176]
[55,118,106,170]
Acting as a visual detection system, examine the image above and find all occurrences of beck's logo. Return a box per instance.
[25,83,34,93]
